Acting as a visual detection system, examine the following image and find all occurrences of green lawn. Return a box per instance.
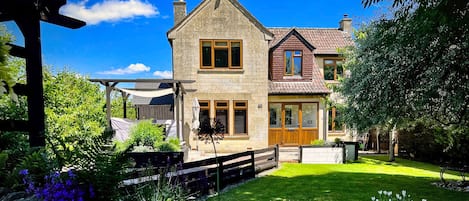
[208,156,467,201]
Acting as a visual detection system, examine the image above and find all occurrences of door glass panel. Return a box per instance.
[302,103,317,128]
[285,104,299,128]
[269,104,282,128]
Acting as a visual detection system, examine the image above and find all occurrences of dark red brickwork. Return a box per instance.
[270,34,316,81]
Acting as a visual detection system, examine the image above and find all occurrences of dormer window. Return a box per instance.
[284,50,302,76]
[200,39,242,69]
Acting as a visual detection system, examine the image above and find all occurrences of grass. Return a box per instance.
[208,156,467,201]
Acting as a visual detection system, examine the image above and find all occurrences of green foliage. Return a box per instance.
[43,69,107,167]
[129,120,164,148]
[340,0,469,135]
[0,25,15,99]
[110,91,136,120]
[311,139,325,146]
[156,139,180,152]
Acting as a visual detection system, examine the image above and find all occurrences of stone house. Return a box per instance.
[167,0,353,152]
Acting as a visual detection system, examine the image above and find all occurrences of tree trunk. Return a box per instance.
[389,124,397,162]
[376,128,380,154]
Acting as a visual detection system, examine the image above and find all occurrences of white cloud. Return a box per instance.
[98,63,150,75]
[61,0,159,25]
[153,70,172,79]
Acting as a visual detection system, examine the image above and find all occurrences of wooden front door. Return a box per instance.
[268,103,319,146]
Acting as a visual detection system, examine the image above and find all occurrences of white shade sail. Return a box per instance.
[117,87,173,98]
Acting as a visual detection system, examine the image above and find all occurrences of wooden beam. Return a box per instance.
[6,43,26,58]
[0,120,29,132]
[12,83,28,96]
[16,16,46,147]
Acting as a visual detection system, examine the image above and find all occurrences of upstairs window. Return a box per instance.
[284,50,302,76]
[324,59,343,80]
[199,100,210,126]
[200,40,242,69]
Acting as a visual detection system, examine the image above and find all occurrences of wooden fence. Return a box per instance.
[123,145,279,198]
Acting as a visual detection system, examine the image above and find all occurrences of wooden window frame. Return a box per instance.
[215,100,229,134]
[328,107,344,133]
[198,100,210,125]
[233,100,248,135]
[284,50,302,76]
[200,39,243,69]
[324,59,344,81]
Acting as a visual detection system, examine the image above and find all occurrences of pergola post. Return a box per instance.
[16,16,46,147]
[102,81,119,128]
[121,91,129,119]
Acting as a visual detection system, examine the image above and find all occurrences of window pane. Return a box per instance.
[294,57,302,76]
[285,51,292,74]
[328,109,333,131]
[231,46,241,67]
[285,105,299,128]
[302,103,317,128]
[216,109,228,133]
[202,47,212,66]
[215,41,228,46]
[234,110,247,134]
[215,49,228,67]
[269,104,282,128]
[235,102,246,107]
[216,101,228,107]
[335,109,343,131]
[294,51,302,56]
[199,110,210,127]
[336,61,344,78]
[202,41,212,47]
[325,60,334,65]
[324,65,335,80]
[231,42,240,47]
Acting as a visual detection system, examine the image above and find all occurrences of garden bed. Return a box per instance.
[299,145,345,164]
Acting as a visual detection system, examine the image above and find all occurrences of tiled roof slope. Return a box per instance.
[269,68,330,95]
[268,28,353,54]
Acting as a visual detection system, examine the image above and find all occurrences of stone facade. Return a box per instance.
[168,0,272,152]
[168,0,354,152]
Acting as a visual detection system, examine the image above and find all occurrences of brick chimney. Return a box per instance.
[173,0,186,25]
[339,14,352,36]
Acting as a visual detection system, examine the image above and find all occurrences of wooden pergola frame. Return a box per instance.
[89,78,195,142]
[0,0,85,147]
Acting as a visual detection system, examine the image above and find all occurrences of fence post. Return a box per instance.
[250,151,256,178]
[275,144,279,168]
[217,156,224,191]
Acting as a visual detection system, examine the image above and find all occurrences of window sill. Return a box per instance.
[198,69,244,74]
[223,135,250,140]
[328,132,345,136]
[283,75,303,80]
[325,80,340,84]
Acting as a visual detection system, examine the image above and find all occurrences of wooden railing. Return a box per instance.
[123,145,279,198]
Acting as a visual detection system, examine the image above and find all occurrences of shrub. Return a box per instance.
[311,139,325,146]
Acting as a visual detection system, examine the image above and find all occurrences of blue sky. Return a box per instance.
[3,0,388,80]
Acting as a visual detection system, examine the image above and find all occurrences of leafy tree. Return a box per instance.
[43,69,107,167]
[110,91,137,120]
[0,26,17,100]
[341,0,468,160]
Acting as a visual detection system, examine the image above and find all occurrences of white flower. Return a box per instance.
[396,194,402,200]
[388,191,393,196]
[402,190,406,197]
[372,197,376,201]
[422,199,427,201]
[378,191,383,195]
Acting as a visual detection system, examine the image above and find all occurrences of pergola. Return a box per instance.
[0,0,85,147]
[89,78,195,141]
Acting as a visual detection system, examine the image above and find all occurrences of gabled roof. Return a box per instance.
[270,28,315,51]
[269,68,330,95]
[167,0,273,39]
[269,28,353,54]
